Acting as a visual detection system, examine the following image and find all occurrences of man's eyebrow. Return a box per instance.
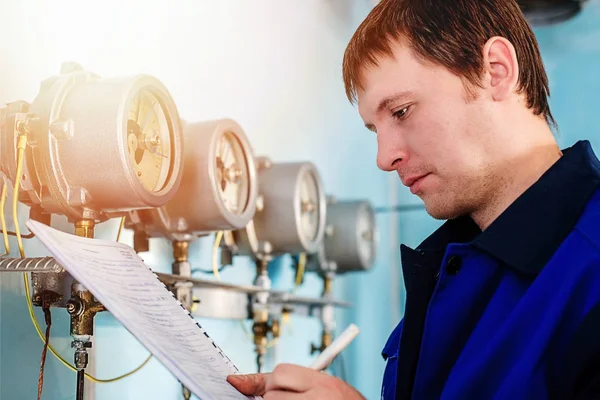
[377,91,414,113]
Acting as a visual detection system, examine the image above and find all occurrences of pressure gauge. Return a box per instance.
[0,63,183,222]
[306,199,378,275]
[232,160,327,259]
[127,118,258,241]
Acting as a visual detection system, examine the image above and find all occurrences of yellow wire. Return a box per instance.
[0,181,10,255]
[212,231,224,281]
[13,133,152,383]
[13,135,27,258]
[116,216,126,242]
[294,253,306,289]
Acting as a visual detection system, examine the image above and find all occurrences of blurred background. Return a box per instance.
[0,0,597,399]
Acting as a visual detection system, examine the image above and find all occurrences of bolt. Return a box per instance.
[302,200,316,214]
[176,218,188,232]
[66,300,80,315]
[226,165,242,183]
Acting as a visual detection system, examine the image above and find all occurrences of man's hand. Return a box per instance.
[227,364,366,399]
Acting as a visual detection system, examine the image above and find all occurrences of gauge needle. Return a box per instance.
[141,101,156,132]
[128,134,138,155]
[222,142,231,165]
[219,137,226,163]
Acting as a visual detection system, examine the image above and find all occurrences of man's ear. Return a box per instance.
[482,36,520,102]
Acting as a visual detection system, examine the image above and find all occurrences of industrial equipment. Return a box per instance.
[126,118,259,311]
[221,157,327,372]
[303,197,378,356]
[0,62,355,397]
[0,62,184,400]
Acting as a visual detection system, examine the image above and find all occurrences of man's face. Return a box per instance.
[358,41,501,220]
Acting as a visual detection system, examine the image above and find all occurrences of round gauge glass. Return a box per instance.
[214,131,250,215]
[356,205,377,268]
[126,88,172,192]
[298,171,321,242]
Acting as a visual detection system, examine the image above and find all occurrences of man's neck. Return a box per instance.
[471,128,562,231]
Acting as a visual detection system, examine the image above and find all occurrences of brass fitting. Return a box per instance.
[271,319,281,339]
[323,276,333,296]
[74,219,95,238]
[256,258,269,277]
[67,286,105,337]
[173,241,189,263]
[252,310,281,373]
[68,219,103,337]
[311,331,333,355]
[252,308,269,346]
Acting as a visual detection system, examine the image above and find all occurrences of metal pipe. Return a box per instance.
[0,257,63,273]
[70,219,97,400]
[76,370,85,400]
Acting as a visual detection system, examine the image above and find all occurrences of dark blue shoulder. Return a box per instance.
[382,319,404,361]
[574,190,600,252]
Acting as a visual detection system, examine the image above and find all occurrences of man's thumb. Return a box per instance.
[227,373,270,396]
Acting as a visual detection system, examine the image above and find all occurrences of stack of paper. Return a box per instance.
[26,219,261,400]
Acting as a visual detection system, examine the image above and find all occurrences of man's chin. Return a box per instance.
[423,199,465,221]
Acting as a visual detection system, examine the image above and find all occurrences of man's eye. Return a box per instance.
[392,106,410,121]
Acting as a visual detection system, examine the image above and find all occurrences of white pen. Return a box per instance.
[310,323,360,371]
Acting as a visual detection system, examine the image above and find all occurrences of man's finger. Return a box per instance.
[227,373,271,395]
[266,364,323,392]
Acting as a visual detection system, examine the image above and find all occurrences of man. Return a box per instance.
[228,0,600,398]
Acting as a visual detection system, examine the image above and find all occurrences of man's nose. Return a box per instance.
[376,132,407,172]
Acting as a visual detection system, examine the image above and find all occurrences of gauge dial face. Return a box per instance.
[127,89,172,193]
[214,131,250,215]
[357,206,376,267]
[299,171,321,242]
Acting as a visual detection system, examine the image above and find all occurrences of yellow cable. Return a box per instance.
[0,181,10,255]
[116,216,125,242]
[293,252,307,291]
[13,135,27,258]
[212,231,224,281]
[13,134,151,383]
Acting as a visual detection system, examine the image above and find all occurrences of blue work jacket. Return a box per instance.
[382,140,600,400]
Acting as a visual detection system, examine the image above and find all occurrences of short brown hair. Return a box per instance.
[342,0,555,126]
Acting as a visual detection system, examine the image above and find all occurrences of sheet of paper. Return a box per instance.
[26,219,261,400]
